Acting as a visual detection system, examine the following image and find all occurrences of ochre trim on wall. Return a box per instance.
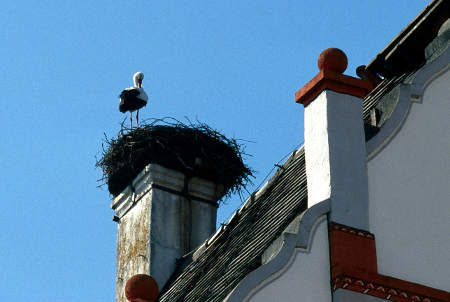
[329,222,450,302]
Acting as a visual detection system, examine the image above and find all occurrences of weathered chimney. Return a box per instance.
[98,124,250,302]
[112,163,222,301]
[295,48,373,230]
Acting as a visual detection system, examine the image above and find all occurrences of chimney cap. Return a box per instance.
[317,48,348,73]
[125,274,159,302]
[295,48,373,106]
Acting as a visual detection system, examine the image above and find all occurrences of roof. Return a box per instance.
[159,148,308,302]
[157,2,448,300]
[366,0,449,78]
[363,70,416,123]
[364,0,449,128]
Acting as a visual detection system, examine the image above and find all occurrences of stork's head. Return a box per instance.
[133,72,145,88]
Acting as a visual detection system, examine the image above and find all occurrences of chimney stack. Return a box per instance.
[111,163,222,302]
[295,48,373,230]
[99,124,250,302]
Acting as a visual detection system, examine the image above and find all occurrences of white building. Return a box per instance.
[111,1,450,301]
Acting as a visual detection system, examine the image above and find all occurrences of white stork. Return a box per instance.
[119,72,148,128]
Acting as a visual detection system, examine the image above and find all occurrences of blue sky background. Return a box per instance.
[0,1,429,301]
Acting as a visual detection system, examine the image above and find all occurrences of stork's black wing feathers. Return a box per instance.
[119,88,140,99]
[119,88,147,113]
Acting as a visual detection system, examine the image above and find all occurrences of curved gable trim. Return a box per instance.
[366,47,450,160]
[223,200,331,302]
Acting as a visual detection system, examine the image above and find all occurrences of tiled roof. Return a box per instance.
[366,0,449,78]
[158,148,308,302]
[362,71,415,122]
[363,0,449,126]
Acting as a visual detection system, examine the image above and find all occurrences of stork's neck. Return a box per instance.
[133,79,143,88]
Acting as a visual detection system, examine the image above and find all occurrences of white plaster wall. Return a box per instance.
[247,217,332,302]
[368,68,450,291]
[304,92,332,205]
[305,90,368,230]
[333,289,386,302]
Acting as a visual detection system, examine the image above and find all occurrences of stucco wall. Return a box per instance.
[246,216,331,302]
[333,289,386,302]
[367,68,450,291]
[304,90,368,230]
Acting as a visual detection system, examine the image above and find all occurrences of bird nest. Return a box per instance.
[96,118,253,202]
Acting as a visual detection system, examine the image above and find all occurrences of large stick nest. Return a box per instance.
[96,118,253,202]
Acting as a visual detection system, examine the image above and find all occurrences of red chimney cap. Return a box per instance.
[317,48,348,73]
[125,274,159,302]
[295,48,373,106]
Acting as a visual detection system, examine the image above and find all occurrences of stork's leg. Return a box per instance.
[130,112,133,128]
[136,110,140,127]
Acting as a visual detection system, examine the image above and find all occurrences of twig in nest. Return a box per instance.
[96,117,254,204]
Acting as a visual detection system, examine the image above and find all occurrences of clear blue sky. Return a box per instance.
[0,1,429,301]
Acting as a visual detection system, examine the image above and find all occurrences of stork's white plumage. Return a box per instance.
[119,72,148,128]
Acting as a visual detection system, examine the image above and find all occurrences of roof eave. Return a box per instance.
[366,0,449,78]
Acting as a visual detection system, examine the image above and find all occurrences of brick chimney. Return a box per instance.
[295,48,373,230]
[111,163,222,302]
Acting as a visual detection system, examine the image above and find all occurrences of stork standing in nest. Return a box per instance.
[119,72,148,128]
